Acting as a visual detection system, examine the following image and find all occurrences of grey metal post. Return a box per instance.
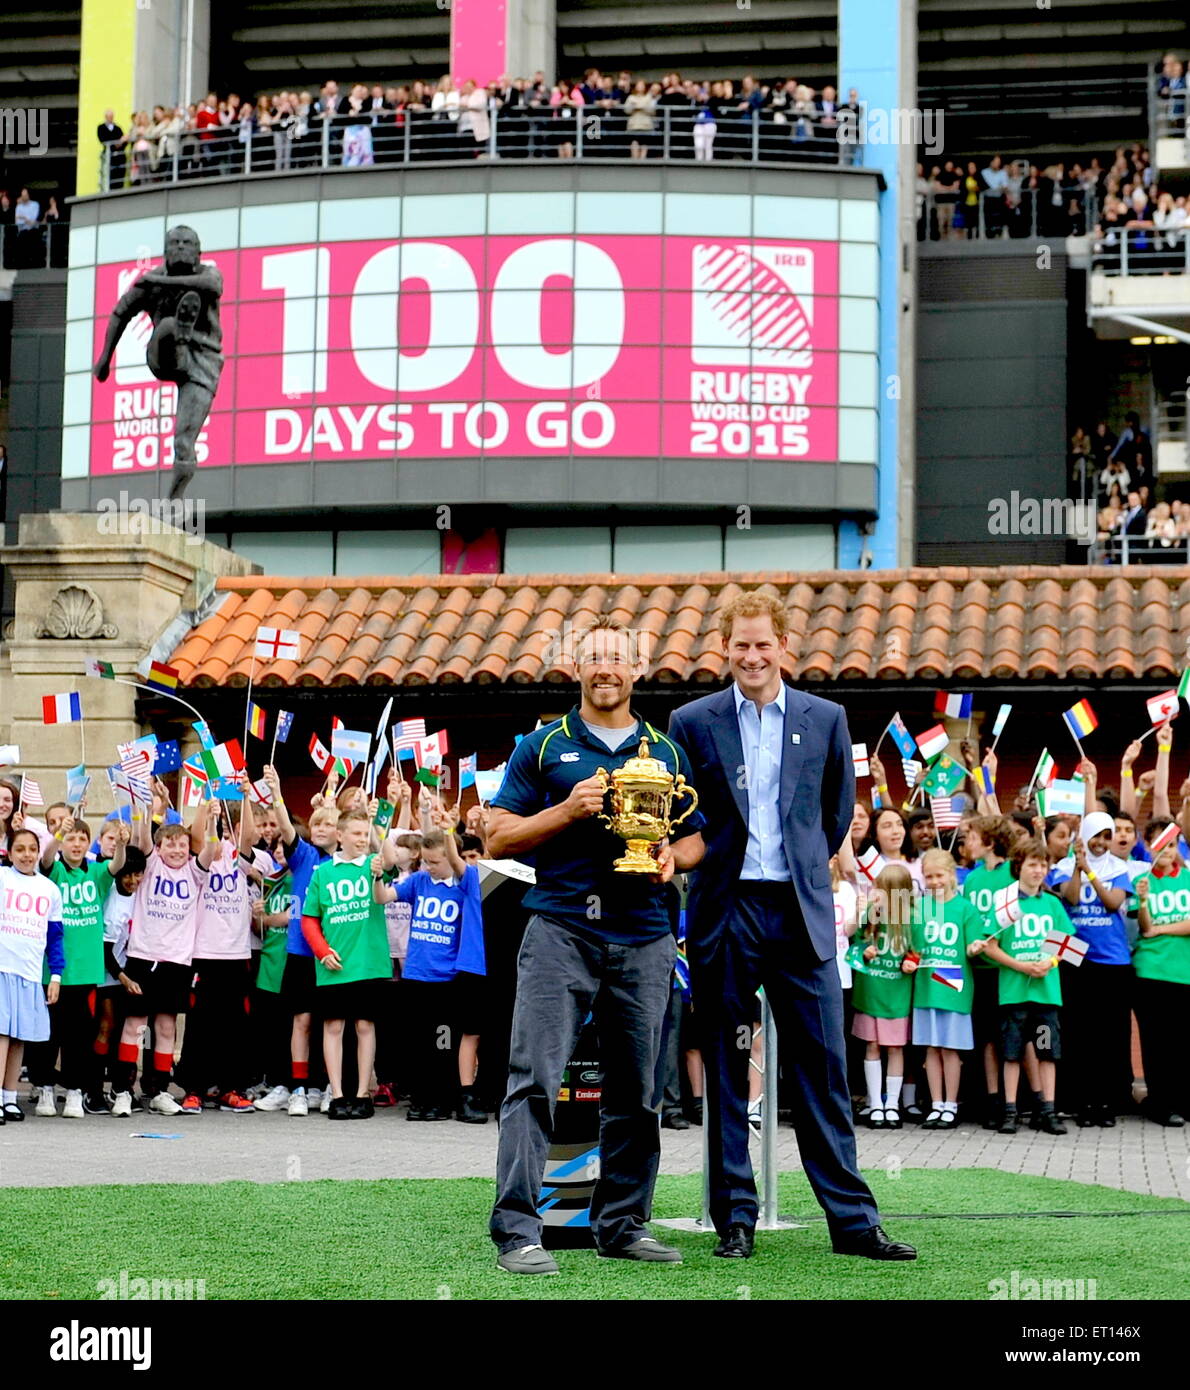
[751,113,759,163]
[244,127,252,175]
[172,138,180,185]
[488,105,498,159]
[662,105,670,160]
[759,992,779,1229]
[403,112,411,164]
[321,113,330,169]
[700,1061,712,1230]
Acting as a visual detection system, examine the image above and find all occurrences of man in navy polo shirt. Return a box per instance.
[487,617,705,1275]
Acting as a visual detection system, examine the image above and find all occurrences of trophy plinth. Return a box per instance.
[596,737,698,875]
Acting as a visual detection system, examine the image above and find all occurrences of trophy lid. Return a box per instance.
[611,737,673,785]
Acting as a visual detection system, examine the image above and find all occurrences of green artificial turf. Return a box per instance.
[4,1169,1187,1300]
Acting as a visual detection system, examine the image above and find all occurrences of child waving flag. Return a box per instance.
[972,838,1072,1136]
[300,809,391,1119]
[0,828,65,1127]
[910,849,985,1128]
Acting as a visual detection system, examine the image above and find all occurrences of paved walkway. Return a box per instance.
[2,1096,1187,1201]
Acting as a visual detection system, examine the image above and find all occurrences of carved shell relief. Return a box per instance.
[35,584,119,640]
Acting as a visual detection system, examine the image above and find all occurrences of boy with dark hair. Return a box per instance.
[972,838,1070,1136]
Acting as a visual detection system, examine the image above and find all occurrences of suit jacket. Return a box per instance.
[669,684,854,964]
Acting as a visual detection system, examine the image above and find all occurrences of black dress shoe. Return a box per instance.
[405,1104,426,1121]
[713,1224,755,1259]
[661,1111,690,1130]
[349,1096,375,1119]
[327,1096,352,1120]
[686,1097,703,1126]
[832,1224,917,1261]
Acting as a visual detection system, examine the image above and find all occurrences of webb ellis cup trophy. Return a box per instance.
[596,738,699,873]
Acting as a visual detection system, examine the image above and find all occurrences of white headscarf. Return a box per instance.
[1074,811,1127,881]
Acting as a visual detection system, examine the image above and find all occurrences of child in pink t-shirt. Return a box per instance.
[112,797,218,1117]
[178,794,268,1114]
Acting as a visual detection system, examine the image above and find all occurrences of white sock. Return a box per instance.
[1,1089,16,1105]
[903,1082,916,1107]
[942,1099,958,1113]
[863,1060,883,1111]
[885,1075,904,1110]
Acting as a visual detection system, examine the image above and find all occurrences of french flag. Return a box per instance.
[42,692,82,725]
[934,692,972,720]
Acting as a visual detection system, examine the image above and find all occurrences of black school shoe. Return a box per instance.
[349,1096,375,1119]
[83,1092,113,1115]
[327,1096,353,1120]
[405,1104,427,1121]
[1,1102,24,1122]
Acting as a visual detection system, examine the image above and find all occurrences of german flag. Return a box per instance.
[145,661,180,694]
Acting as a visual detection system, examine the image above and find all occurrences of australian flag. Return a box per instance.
[153,740,182,774]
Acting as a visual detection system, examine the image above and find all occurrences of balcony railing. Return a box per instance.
[1090,224,1190,276]
[96,104,861,190]
[917,185,1098,242]
[0,221,69,270]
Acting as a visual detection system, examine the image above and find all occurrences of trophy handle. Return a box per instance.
[669,775,698,829]
[593,766,615,829]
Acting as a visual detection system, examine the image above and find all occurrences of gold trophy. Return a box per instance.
[595,737,699,874]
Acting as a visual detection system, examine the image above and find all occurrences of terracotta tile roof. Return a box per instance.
[167,567,1190,689]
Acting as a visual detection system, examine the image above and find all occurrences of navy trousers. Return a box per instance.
[692,883,879,1238]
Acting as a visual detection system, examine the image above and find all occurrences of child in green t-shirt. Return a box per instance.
[1133,822,1190,1126]
[960,814,1018,1131]
[249,857,297,1113]
[852,864,918,1129]
[911,849,985,1129]
[972,838,1068,1136]
[300,809,391,1120]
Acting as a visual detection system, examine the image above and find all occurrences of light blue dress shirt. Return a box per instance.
[734,681,791,881]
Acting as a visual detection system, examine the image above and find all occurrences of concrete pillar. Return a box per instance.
[0,512,254,814]
[837,0,917,569]
[77,0,211,197]
[451,0,555,88]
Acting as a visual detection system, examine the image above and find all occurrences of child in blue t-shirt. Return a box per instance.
[375,826,486,1123]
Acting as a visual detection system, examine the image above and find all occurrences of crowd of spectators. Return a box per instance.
[917,142,1188,262]
[97,70,864,185]
[0,187,66,269]
[1067,411,1190,562]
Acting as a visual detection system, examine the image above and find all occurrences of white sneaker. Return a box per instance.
[747,1099,762,1133]
[287,1090,309,1117]
[36,1088,58,1117]
[28,1086,41,1105]
[149,1092,182,1116]
[247,1082,271,1101]
[319,1089,331,1114]
[253,1085,291,1112]
[111,1091,133,1117]
[306,1087,322,1108]
[62,1089,85,1119]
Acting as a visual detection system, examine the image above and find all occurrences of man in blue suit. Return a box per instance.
[669,592,916,1262]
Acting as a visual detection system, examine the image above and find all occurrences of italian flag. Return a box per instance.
[1179,669,1190,703]
[199,739,245,781]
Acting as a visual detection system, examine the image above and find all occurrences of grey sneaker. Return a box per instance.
[598,1236,683,1264]
[496,1243,559,1276]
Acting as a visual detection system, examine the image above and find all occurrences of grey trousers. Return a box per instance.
[490,914,675,1252]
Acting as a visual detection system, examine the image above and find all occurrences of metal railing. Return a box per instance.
[1089,532,1190,564]
[1090,224,1190,276]
[1149,88,1188,146]
[97,103,862,189]
[0,221,70,270]
[918,185,1099,242]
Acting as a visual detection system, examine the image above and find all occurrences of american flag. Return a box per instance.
[930,795,964,830]
[120,745,154,800]
[902,758,922,788]
[19,776,44,807]
[393,718,426,751]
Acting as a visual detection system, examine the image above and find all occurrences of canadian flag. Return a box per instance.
[1146,690,1179,727]
[416,731,449,768]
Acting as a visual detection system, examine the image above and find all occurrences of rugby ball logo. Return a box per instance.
[691,243,815,368]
